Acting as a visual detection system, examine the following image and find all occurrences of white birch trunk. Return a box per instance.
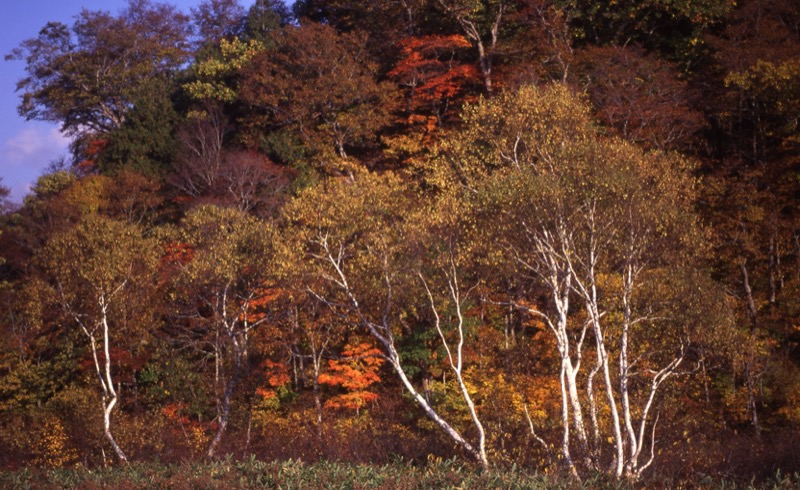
[314,236,490,470]
[421,268,489,470]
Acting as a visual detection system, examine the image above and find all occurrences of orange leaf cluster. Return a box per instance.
[162,402,191,425]
[389,35,479,126]
[161,242,194,268]
[318,342,384,411]
[76,138,109,173]
[241,287,286,323]
[256,359,291,400]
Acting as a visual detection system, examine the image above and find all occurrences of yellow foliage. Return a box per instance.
[184,38,265,103]
[32,416,78,468]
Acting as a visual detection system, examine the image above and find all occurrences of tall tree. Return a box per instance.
[434,83,719,479]
[284,171,492,469]
[239,22,397,169]
[39,215,159,462]
[169,205,281,458]
[8,0,191,142]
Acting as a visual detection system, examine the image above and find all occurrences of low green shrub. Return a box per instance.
[0,458,796,489]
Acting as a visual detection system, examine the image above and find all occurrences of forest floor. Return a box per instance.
[1,457,798,489]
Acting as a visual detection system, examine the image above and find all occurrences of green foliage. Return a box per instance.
[97,78,179,176]
[398,327,438,379]
[1,458,797,488]
[136,349,210,418]
[0,458,554,489]
[259,128,310,168]
[558,0,734,63]
[25,171,76,204]
[245,0,291,45]
[0,353,80,414]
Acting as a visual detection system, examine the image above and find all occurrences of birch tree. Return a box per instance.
[170,205,281,458]
[284,171,491,470]
[438,83,715,479]
[40,215,159,463]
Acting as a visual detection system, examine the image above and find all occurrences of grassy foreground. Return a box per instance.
[1,457,797,490]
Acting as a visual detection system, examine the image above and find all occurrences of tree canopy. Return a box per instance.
[2,0,800,484]
[8,0,191,139]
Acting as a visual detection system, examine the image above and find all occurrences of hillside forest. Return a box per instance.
[0,0,799,483]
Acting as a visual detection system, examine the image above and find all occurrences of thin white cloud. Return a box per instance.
[2,126,69,167]
[1,125,70,203]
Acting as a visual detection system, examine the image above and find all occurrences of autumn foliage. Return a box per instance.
[389,35,480,128]
[318,342,384,412]
[1,0,800,485]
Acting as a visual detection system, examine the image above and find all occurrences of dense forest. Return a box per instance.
[0,0,798,484]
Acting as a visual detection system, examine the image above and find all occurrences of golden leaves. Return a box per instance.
[183,38,265,103]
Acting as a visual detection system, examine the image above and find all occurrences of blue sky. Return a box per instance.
[0,0,264,203]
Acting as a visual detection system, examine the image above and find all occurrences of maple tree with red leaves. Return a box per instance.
[255,359,291,401]
[318,342,384,414]
[389,34,481,129]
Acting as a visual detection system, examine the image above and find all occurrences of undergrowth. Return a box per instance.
[0,456,797,490]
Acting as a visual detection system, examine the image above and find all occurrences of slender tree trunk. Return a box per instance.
[586,360,601,462]
[620,265,638,474]
[476,41,493,97]
[739,260,762,438]
[311,345,324,440]
[564,358,590,462]
[593,317,624,478]
[295,307,325,433]
[207,336,243,458]
[206,369,238,458]
[523,247,591,472]
[769,236,777,304]
[102,386,127,462]
[422,271,489,470]
[386,345,488,470]
[99,301,127,463]
[552,272,591,465]
[244,407,252,456]
[559,362,579,479]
